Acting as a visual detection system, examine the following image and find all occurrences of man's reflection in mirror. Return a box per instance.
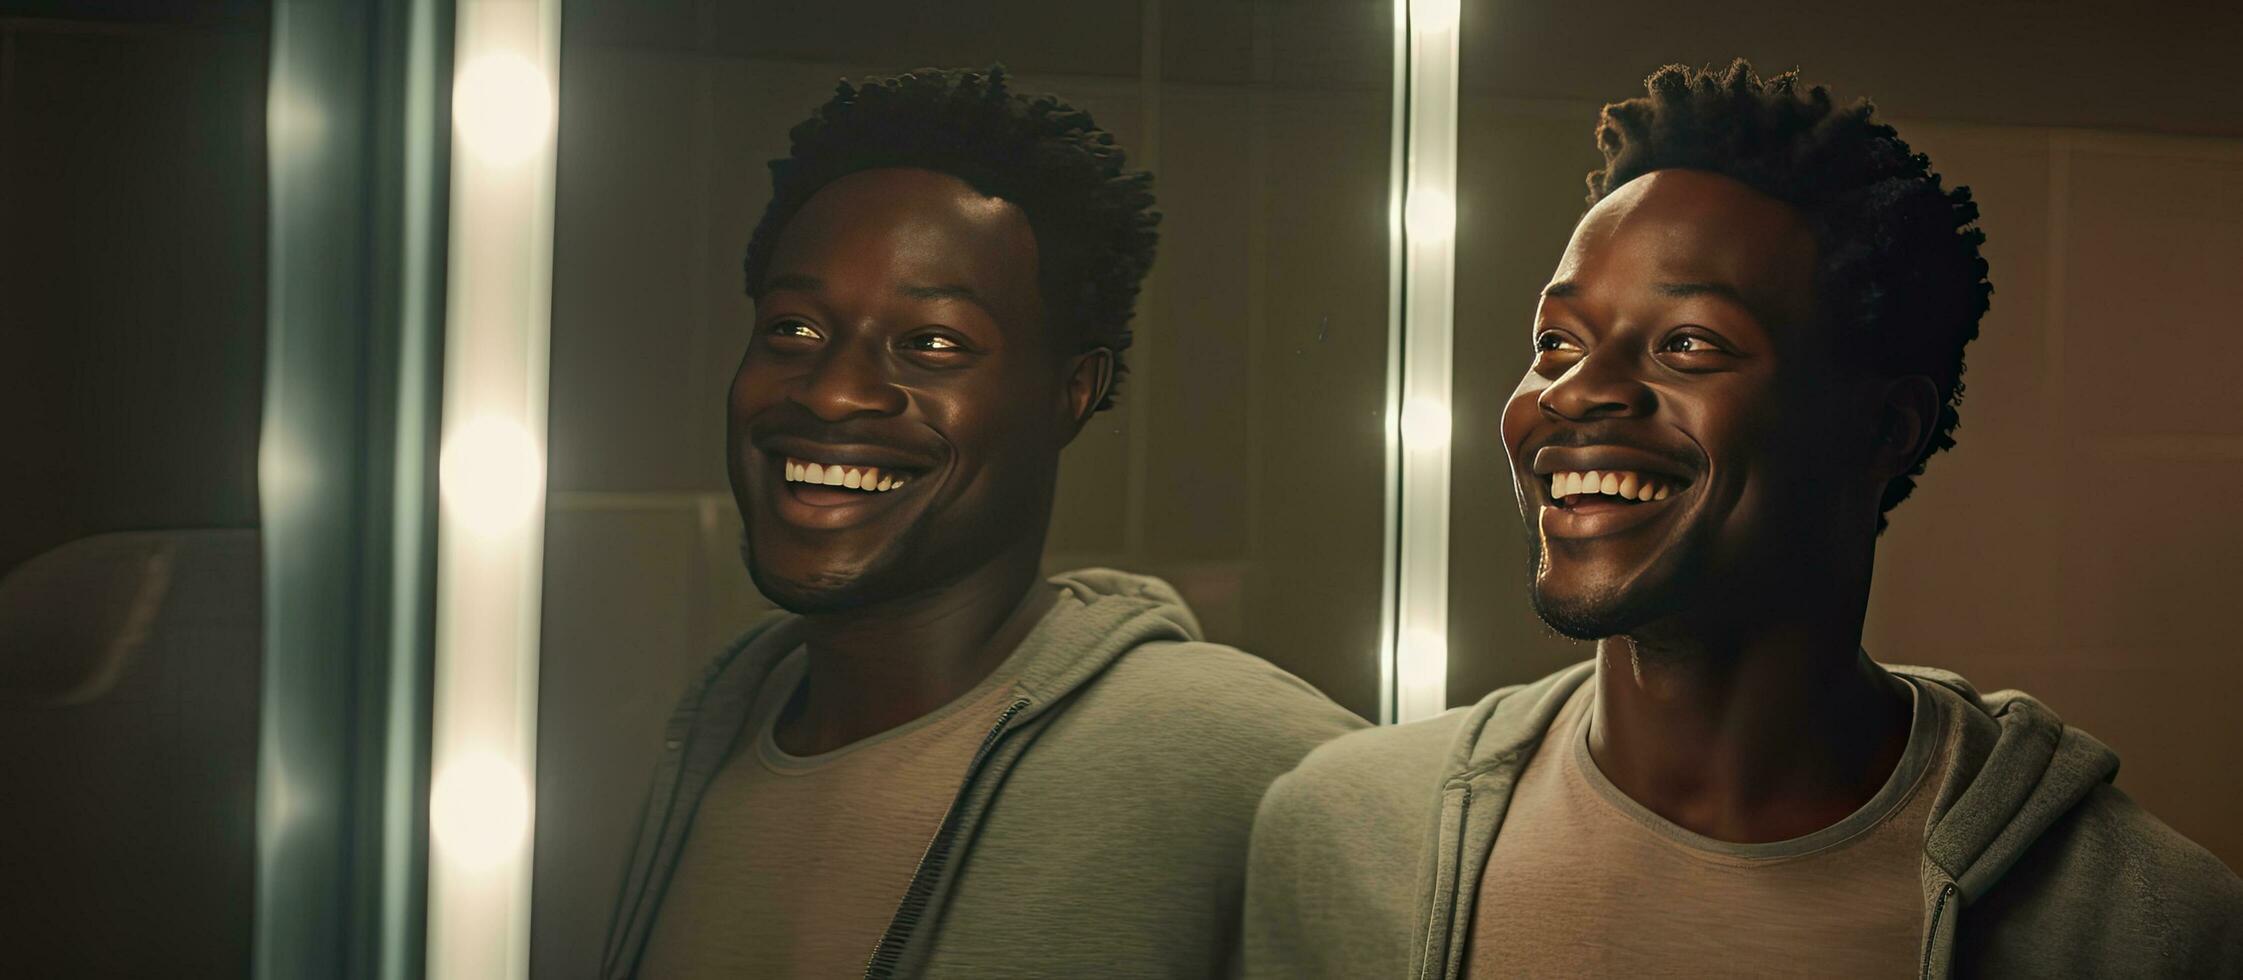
[602,66,1365,979]
[1243,60,2243,977]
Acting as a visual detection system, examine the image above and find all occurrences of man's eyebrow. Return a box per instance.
[762,273,822,294]
[1655,280,1749,304]
[1540,281,1577,300]
[901,282,992,312]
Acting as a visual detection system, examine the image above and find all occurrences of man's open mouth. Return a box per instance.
[1544,469,1689,508]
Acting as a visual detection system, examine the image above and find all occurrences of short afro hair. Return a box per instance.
[1587,59,1992,532]
[742,65,1160,412]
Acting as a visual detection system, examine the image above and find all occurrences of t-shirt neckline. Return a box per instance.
[1569,672,1943,862]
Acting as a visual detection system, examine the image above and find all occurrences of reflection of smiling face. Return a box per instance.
[1502,169,1871,639]
[728,167,1080,613]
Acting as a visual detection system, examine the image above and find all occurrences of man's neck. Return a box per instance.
[775,545,1054,756]
[1585,614,1913,845]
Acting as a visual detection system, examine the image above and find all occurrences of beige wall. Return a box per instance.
[1870,128,2243,875]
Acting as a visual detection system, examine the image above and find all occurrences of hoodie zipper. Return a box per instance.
[862,696,1033,980]
[1919,881,1957,980]
[1419,784,1475,980]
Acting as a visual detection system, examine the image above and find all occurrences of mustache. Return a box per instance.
[1527,424,1702,472]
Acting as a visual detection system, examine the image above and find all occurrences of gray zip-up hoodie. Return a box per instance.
[1244,661,2243,979]
[602,568,1366,979]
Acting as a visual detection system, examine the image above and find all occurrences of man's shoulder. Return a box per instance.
[2051,784,2243,920]
[1968,782,2243,972]
[1266,663,1594,823]
[1275,708,1470,804]
[1027,641,1354,780]
[1082,639,1369,742]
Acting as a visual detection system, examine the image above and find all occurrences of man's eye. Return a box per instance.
[1659,332,1724,354]
[905,333,965,352]
[1534,331,1580,353]
[764,319,821,341]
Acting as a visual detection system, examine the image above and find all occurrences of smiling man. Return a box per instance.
[598,67,1362,980]
[1243,61,2243,978]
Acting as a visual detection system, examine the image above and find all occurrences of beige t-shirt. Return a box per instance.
[1464,674,1947,978]
[637,649,1022,979]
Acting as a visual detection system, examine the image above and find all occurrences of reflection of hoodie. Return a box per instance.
[1244,661,2243,979]
[602,569,1366,979]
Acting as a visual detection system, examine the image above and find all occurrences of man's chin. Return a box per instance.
[1530,587,1637,640]
[741,535,898,616]
[747,564,884,616]
[1526,566,1680,641]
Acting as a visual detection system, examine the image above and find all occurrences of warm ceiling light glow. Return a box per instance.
[1413,0,1460,34]
[452,52,554,167]
[439,416,544,536]
[1401,395,1452,452]
[429,751,530,871]
[1405,188,1455,245]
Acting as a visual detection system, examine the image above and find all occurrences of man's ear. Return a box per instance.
[1061,347,1115,438]
[1870,374,1940,483]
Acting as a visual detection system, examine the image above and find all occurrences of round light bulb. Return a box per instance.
[430,751,530,871]
[440,415,545,536]
[453,52,554,167]
[1401,396,1452,452]
[1405,188,1455,245]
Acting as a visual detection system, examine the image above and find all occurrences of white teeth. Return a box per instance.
[782,457,911,492]
[1546,469,1683,503]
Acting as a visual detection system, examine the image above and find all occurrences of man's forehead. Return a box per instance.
[1545,170,1815,312]
[768,168,1040,301]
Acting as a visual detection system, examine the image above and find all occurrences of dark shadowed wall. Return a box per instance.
[0,3,267,976]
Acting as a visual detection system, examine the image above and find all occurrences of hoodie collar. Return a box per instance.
[1444,660,2120,904]
[1896,666,2120,901]
[688,567,1204,741]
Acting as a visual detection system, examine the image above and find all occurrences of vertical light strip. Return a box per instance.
[1393,0,1460,723]
[428,1,560,978]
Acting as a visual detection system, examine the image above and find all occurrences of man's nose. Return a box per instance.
[1539,346,1655,421]
[791,341,908,422]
